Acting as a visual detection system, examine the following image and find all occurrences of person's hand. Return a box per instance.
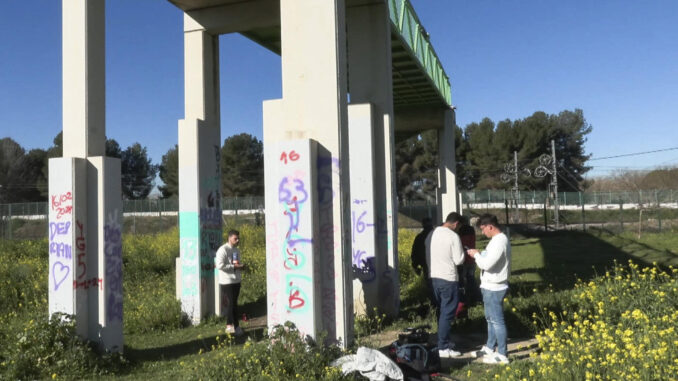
[234,263,245,270]
[467,249,479,257]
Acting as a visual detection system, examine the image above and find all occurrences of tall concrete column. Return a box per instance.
[62,0,105,158]
[346,3,399,317]
[265,0,351,346]
[437,109,459,220]
[177,16,222,324]
[51,0,123,352]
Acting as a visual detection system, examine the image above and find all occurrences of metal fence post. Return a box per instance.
[619,201,623,232]
[582,202,586,232]
[8,203,12,240]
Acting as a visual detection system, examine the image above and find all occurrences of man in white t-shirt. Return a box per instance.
[468,214,512,364]
[425,212,465,358]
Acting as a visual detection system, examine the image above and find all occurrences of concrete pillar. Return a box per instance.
[62,0,105,158]
[437,109,459,220]
[177,17,222,324]
[48,158,88,337]
[346,3,399,317]
[51,0,123,352]
[263,137,321,339]
[265,0,351,346]
[87,157,123,352]
[347,104,379,315]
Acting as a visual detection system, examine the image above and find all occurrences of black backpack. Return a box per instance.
[388,325,440,380]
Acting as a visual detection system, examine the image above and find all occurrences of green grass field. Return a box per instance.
[1,224,676,380]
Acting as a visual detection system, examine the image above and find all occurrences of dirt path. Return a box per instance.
[361,329,538,380]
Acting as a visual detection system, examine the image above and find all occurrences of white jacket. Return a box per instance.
[425,226,465,281]
[475,232,511,291]
[216,243,242,285]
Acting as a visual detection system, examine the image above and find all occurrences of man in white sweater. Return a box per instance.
[216,229,245,336]
[468,214,512,364]
[425,212,465,358]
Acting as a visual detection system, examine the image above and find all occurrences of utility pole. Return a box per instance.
[551,140,559,229]
[513,151,520,222]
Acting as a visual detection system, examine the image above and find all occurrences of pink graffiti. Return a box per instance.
[51,192,73,219]
[73,277,102,290]
[288,282,305,310]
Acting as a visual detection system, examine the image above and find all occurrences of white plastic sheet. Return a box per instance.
[331,346,404,381]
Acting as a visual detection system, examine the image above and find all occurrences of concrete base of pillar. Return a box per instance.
[47,156,123,353]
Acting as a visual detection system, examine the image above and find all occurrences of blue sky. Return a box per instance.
[1,0,677,179]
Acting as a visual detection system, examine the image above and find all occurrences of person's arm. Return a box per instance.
[451,233,465,265]
[474,236,504,270]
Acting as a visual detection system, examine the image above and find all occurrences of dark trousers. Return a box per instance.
[220,283,241,327]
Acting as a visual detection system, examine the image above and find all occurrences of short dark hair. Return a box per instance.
[476,214,499,228]
[445,212,463,224]
[227,229,240,238]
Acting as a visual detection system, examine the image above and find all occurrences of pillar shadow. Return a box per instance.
[124,326,266,364]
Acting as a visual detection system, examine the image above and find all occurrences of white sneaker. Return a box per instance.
[482,353,509,364]
[439,348,462,358]
[225,325,235,334]
[471,345,494,358]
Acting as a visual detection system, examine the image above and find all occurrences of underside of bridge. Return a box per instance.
[168,0,452,140]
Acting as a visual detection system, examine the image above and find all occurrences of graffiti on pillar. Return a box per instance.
[104,210,123,322]
[317,154,341,340]
[104,210,123,323]
[199,145,222,284]
[51,192,73,219]
[277,152,313,316]
[266,142,316,336]
[48,219,74,291]
[351,199,376,283]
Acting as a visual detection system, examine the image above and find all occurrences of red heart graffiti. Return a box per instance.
[52,261,70,291]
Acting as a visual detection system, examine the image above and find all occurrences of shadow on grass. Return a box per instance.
[125,326,266,363]
[124,296,268,366]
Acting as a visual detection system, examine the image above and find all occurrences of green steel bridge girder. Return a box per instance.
[388,0,452,107]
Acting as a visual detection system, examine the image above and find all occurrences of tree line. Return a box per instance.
[0,132,264,204]
[396,109,593,203]
[10,109,670,206]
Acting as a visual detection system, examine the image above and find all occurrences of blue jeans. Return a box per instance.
[431,278,459,350]
[482,288,508,356]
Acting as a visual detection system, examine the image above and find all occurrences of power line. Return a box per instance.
[589,147,678,161]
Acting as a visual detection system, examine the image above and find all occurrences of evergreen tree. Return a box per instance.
[158,145,178,198]
[220,133,263,196]
[121,143,158,199]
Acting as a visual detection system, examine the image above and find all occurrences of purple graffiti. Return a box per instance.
[49,242,72,259]
[200,208,221,227]
[278,177,309,205]
[52,261,70,291]
[49,221,71,240]
[104,222,123,322]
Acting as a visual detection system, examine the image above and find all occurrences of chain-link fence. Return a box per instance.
[0,196,264,240]
[3,191,677,239]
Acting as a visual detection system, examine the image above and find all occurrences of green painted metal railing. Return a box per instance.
[388,0,452,106]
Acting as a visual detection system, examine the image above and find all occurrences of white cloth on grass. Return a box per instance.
[331,346,403,381]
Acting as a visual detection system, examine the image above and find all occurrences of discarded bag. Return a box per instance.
[388,325,440,380]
